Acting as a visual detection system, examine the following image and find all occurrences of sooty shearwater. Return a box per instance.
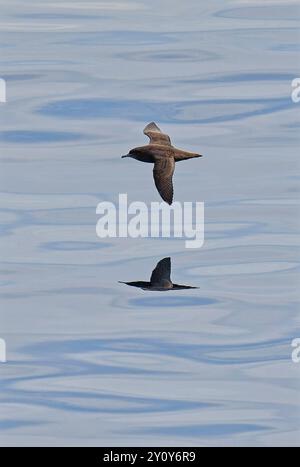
[119,257,199,291]
[122,122,202,205]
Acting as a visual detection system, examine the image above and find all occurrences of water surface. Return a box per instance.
[0,0,300,447]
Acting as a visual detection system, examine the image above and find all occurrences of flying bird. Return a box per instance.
[119,257,198,291]
[122,122,202,205]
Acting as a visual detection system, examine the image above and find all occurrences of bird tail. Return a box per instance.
[174,149,202,161]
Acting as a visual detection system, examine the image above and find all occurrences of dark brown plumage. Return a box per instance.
[122,122,202,204]
[119,257,199,291]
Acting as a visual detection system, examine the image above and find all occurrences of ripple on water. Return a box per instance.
[215,5,300,21]
[2,73,42,81]
[118,49,219,62]
[137,423,270,437]
[36,97,292,124]
[41,241,110,251]
[52,31,175,46]
[129,296,217,308]
[0,130,87,144]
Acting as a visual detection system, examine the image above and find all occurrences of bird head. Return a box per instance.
[122,149,137,159]
[122,147,150,161]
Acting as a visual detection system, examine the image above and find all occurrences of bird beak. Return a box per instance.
[121,154,130,158]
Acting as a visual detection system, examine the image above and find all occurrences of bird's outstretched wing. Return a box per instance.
[119,281,150,289]
[143,122,172,146]
[153,157,175,205]
[172,284,199,290]
[150,257,171,285]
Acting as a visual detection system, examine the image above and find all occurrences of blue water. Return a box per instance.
[0,0,300,447]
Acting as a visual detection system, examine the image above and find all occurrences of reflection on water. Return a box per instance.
[119,257,199,291]
[0,0,299,447]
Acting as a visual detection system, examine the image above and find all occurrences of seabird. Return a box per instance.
[119,257,198,291]
[122,122,202,205]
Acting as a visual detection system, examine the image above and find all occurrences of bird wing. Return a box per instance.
[119,281,150,289]
[153,156,175,205]
[150,257,171,285]
[143,122,172,146]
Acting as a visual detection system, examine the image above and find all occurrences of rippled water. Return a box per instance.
[0,0,300,447]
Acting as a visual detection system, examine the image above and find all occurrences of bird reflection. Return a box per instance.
[119,257,198,291]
